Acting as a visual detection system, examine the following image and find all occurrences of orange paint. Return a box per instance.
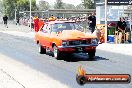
[35,21,98,52]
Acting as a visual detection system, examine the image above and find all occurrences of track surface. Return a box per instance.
[0,32,132,88]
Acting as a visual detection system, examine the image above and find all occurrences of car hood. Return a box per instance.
[57,30,97,40]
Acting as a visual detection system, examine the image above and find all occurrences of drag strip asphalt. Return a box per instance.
[0,32,132,88]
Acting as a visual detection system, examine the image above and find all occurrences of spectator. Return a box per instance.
[88,12,96,33]
[116,17,127,43]
[33,16,39,32]
[49,15,56,21]
[16,17,20,25]
[3,15,8,28]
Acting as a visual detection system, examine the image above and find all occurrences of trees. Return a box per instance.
[37,0,50,11]
[0,0,3,17]
[0,0,3,12]
[3,0,37,19]
[63,3,76,18]
[76,4,85,9]
[81,0,95,9]
[54,0,64,18]
[63,3,76,9]
[16,0,37,11]
[3,0,16,19]
[54,0,64,9]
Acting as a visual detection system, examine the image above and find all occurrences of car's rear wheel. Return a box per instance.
[88,51,95,60]
[53,46,62,60]
[39,45,46,54]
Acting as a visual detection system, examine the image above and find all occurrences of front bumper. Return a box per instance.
[58,44,98,53]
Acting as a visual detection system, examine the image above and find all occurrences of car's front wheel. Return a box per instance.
[53,46,62,60]
[39,45,46,54]
[88,51,95,60]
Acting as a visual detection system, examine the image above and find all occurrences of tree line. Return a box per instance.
[0,0,95,19]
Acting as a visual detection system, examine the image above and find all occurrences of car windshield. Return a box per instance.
[51,22,83,33]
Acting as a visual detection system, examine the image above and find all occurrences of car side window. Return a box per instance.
[47,24,52,34]
[42,24,48,33]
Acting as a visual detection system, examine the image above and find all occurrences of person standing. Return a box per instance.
[3,15,8,28]
[49,15,56,21]
[16,17,20,25]
[88,12,96,33]
[116,17,127,43]
[33,16,39,32]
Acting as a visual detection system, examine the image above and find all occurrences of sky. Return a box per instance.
[36,0,82,6]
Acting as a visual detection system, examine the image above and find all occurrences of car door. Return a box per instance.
[39,23,49,47]
[44,24,52,49]
[49,23,62,49]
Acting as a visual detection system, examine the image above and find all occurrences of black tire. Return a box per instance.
[39,45,46,54]
[64,54,70,61]
[88,52,95,60]
[53,46,62,60]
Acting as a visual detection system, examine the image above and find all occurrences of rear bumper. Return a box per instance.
[58,44,98,53]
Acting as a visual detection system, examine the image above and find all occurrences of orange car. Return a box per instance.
[35,21,98,60]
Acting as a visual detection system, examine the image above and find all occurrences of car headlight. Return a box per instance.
[91,38,98,44]
[62,41,69,46]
